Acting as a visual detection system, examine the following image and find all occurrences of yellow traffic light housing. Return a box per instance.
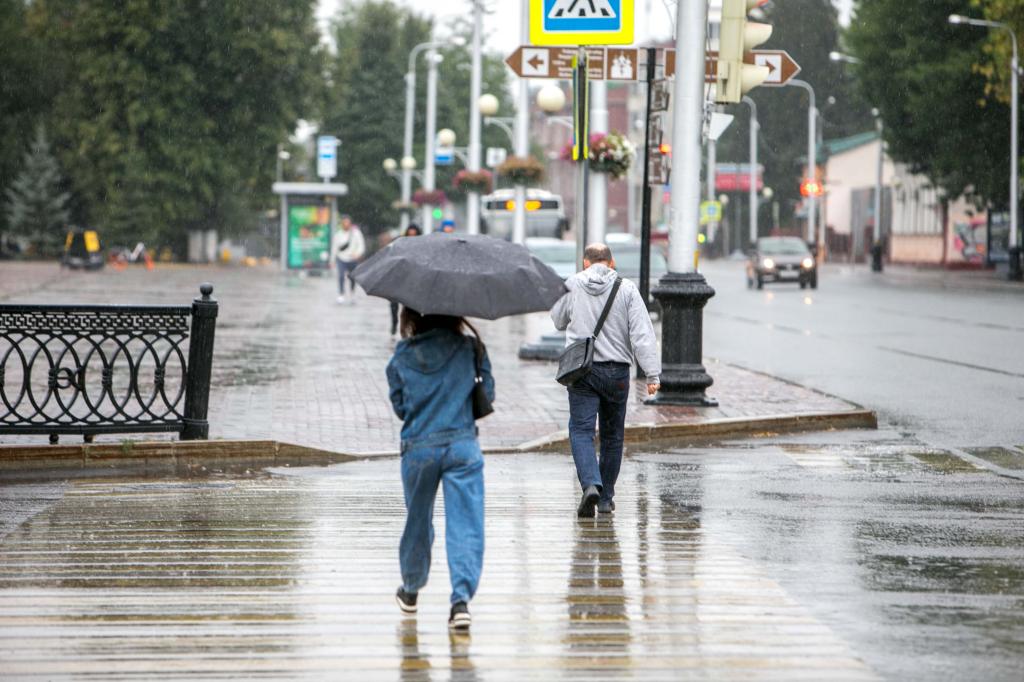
[716,0,773,104]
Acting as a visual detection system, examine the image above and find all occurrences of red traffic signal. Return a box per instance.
[800,178,824,197]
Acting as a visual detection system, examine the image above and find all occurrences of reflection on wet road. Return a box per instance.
[0,433,1021,680]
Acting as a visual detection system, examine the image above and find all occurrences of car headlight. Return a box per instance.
[762,258,775,270]
[801,257,814,269]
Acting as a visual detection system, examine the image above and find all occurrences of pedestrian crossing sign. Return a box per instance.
[530,0,634,46]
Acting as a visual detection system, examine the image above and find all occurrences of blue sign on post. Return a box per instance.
[531,0,634,46]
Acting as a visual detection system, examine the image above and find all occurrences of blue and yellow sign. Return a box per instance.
[530,0,634,46]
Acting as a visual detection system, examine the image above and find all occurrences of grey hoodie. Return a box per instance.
[550,263,661,384]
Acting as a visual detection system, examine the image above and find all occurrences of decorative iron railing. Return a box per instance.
[0,284,218,444]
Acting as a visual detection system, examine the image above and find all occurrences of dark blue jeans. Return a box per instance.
[567,361,630,503]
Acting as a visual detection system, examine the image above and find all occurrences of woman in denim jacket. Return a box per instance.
[386,308,494,632]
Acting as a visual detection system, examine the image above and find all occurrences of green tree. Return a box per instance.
[4,126,70,253]
[322,2,513,236]
[0,0,55,241]
[31,0,323,250]
[846,0,1011,205]
[716,0,872,236]
[973,0,1024,106]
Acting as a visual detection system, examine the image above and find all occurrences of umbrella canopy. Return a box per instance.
[352,233,567,320]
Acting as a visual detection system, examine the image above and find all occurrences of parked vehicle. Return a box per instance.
[62,229,104,270]
[745,237,817,290]
[525,237,576,279]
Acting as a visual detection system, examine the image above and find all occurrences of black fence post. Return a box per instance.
[182,283,217,440]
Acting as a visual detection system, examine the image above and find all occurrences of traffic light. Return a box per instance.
[716,0,773,104]
[658,142,672,155]
[800,179,824,197]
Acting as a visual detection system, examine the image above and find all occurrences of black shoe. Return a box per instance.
[577,485,600,518]
[396,587,418,614]
[597,499,615,514]
[448,601,471,631]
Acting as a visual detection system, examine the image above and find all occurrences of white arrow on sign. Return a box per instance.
[521,48,550,77]
[753,53,783,84]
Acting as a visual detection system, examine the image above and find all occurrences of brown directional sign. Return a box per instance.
[505,46,606,80]
[507,45,800,86]
[747,50,801,87]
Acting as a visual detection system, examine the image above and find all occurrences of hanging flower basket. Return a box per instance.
[452,169,494,195]
[559,131,637,180]
[412,189,447,207]
[497,155,545,185]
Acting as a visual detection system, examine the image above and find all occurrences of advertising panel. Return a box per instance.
[287,202,332,270]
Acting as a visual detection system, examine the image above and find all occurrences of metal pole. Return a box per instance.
[648,0,716,407]
[872,115,884,271]
[423,48,439,232]
[706,118,717,249]
[589,80,608,243]
[467,1,484,235]
[639,47,656,307]
[279,193,287,271]
[182,284,218,441]
[788,80,817,243]
[574,48,590,268]
[512,0,529,244]
[1011,30,1020,251]
[401,66,417,232]
[743,96,758,246]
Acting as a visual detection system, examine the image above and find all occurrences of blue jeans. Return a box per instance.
[567,362,630,503]
[400,437,485,605]
[337,259,358,294]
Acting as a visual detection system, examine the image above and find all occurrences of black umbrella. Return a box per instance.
[352,233,567,320]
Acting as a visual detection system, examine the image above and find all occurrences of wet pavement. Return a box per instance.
[1,428,1021,680]
[0,262,861,454]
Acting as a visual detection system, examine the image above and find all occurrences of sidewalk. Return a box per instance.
[824,261,1024,293]
[0,262,872,458]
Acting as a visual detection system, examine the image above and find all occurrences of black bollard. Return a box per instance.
[182,283,218,440]
[646,273,717,407]
[870,241,884,273]
[1008,246,1022,282]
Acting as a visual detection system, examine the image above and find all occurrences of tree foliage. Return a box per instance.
[717,0,872,234]
[973,0,1024,106]
[322,2,512,236]
[846,0,1012,205]
[0,0,55,238]
[4,126,70,251]
[27,0,323,248]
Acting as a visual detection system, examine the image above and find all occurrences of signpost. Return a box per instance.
[506,45,801,87]
[316,136,339,181]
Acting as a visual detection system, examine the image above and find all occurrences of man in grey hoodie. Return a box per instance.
[551,243,661,517]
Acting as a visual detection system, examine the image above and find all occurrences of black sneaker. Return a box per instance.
[577,485,600,518]
[448,601,471,631]
[597,499,615,514]
[396,587,418,614]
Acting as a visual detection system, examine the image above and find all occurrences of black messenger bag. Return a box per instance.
[555,277,622,387]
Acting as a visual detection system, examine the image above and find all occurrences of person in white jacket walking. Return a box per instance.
[333,216,366,304]
[551,243,661,517]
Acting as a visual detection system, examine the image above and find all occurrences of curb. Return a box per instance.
[1,409,877,480]
[0,440,357,482]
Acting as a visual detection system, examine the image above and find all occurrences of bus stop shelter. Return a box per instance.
[271,182,349,274]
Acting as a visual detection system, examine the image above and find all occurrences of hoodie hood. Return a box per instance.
[393,328,464,374]
[575,263,618,296]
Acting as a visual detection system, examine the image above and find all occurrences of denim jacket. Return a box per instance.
[386,328,495,450]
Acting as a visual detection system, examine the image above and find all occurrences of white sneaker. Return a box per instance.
[336,295,346,304]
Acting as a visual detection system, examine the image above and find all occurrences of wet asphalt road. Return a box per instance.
[0,429,1022,680]
[699,261,1024,449]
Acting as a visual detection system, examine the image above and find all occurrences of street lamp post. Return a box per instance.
[511,0,530,245]
[403,41,451,232]
[742,96,759,246]
[466,1,484,235]
[648,0,716,407]
[949,14,1021,280]
[787,80,817,247]
[422,49,442,232]
[480,93,516,148]
[871,109,885,272]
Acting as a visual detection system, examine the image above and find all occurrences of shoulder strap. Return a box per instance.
[592,277,622,340]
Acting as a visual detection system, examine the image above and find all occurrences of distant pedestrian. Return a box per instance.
[551,243,660,518]
[440,219,456,233]
[389,224,422,336]
[387,308,494,632]
[333,215,366,304]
